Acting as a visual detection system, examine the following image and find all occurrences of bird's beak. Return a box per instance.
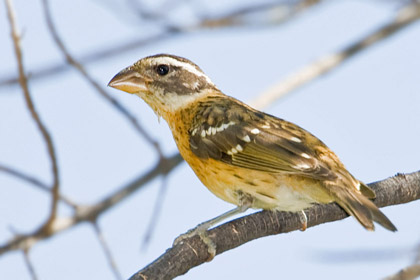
[108,68,149,94]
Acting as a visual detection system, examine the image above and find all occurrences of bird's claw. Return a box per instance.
[173,224,216,261]
[299,210,308,231]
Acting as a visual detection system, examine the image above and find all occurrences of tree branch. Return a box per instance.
[5,0,60,230]
[251,2,420,109]
[92,222,123,280]
[0,154,182,255]
[0,1,320,87]
[22,249,38,280]
[41,0,163,156]
[384,264,420,280]
[0,163,76,207]
[130,171,420,280]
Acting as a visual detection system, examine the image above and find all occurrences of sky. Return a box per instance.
[1,1,420,279]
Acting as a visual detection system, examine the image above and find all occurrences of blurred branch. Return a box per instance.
[383,238,420,280]
[41,0,163,156]
[5,0,60,229]
[92,222,123,280]
[0,0,321,87]
[251,1,420,109]
[0,163,76,207]
[0,153,182,255]
[130,171,420,280]
[0,32,175,87]
[22,249,38,280]
[384,264,420,280]
[415,242,420,263]
[141,175,170,250]
[196,0,321,28]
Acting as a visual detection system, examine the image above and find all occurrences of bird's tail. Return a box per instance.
[327,183,397,232]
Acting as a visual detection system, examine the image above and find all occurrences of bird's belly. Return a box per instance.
[193,158,321,212]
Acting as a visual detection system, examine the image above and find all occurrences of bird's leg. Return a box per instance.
[299,210,308,231]
[173,204,250,245]
[173,193,252,260]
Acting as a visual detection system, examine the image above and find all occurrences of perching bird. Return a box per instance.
[108,54,396,233]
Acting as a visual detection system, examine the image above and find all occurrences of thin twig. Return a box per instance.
[0,32,176,87]
[92,222,123,280]
[41,0,163,157]
[383,239,420,280]
[0,163,76,207]
[5,0,60,229]
[22,249,38,280]
[0,1,321,87]
[251,2,420,110]
[414,242,420,263]
[0,153,183,255]
[141,175,170,251]
[383,264,420,280]
[196,0,321,28]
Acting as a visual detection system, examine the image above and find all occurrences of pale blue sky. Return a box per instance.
[1,1,419,279]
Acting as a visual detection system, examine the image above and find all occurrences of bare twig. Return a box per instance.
[41,0,163,156]
[0,163,76,207]
[251,2,420,109]
[0,1,321,87]
[0,163,49,190]
[141,175,170,251]
[196,0,321,28]
[5,0,60,229]
[0,153,183,255]
[414,242,420,263]
[0,32,176,87]
[383,264,420,280]
[22,249,38,280]
[383,238,420,280]
[130,171,420,280]
[92,223,123,280]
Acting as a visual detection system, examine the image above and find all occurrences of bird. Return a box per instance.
[108,54,397,235]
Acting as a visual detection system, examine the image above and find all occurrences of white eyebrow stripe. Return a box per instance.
[152,57,212,84]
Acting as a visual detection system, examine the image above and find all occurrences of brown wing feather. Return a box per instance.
[189,96,337,181]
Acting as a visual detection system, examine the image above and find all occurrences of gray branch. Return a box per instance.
[130,171,420,280]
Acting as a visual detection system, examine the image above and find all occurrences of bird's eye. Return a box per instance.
[156,64,169,76]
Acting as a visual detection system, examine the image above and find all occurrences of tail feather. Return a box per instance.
[327,184,397,232]
[359,182,376,199]
[364,198,397,232]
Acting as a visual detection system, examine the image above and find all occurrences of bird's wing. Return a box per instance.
[189,96,337,181]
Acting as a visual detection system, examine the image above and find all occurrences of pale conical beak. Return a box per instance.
[108,68,148,94]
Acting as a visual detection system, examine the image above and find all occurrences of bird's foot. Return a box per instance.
[173,223,216,261]
[173,203,251,261]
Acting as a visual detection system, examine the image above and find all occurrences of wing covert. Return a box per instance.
[189,96,337,181]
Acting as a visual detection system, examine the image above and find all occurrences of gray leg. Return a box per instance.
[173,203,250,246]
[173,194,252,260]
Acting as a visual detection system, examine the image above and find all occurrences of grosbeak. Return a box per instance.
[108,54,396,233]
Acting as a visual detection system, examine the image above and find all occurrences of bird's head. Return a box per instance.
[108,54,218,119]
